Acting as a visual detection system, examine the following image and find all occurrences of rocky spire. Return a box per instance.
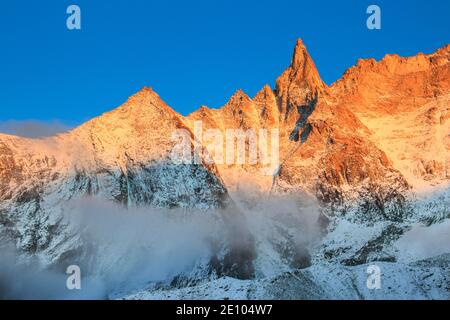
[276,39,326,120]
[290,39,325,89]
[223,89,253,114]
[254,84,279,126]
[254,84,275,100]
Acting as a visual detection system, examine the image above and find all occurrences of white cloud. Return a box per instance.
[0,119,71,138]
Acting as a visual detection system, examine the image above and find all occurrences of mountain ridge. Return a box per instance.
[0,39,449,298]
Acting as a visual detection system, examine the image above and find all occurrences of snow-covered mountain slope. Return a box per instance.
[122,254,450,300]
[0,88,254,278]
[0,87,228,210]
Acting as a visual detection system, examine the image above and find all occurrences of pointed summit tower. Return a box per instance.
[276,39,326,120]
[254,84,279,126]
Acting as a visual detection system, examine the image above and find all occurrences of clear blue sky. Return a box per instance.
[0,0,448,125]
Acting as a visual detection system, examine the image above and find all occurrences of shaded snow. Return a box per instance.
[122,255,450,300]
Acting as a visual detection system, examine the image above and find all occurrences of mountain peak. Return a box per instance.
[291,38,308,69]
[254,84,279,125]
[225,89,252,106]
[276,39,326,119]
[288,39,324,86]
[140,85,153,92]
[262,83,273,94]
[221,89,255,117]
[127,86,159,101]
[231,89,250,99]
[254,84,275,101]
[71,86,183,142]
[120,86,179,116]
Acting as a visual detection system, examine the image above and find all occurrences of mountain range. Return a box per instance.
[0,39,449,299]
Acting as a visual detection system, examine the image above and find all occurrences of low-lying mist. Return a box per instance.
[0,189,325,299]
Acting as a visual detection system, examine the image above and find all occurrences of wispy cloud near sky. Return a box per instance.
[0,120,71,138]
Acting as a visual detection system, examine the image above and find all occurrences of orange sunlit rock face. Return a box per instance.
[187,40,449,210]
[0,39,449,214]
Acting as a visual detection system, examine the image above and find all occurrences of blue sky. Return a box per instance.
[0,0,448,126]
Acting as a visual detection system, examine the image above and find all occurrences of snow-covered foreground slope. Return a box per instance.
[122,254,450,300]
[120,185,450,300]
[3,185,448,300]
